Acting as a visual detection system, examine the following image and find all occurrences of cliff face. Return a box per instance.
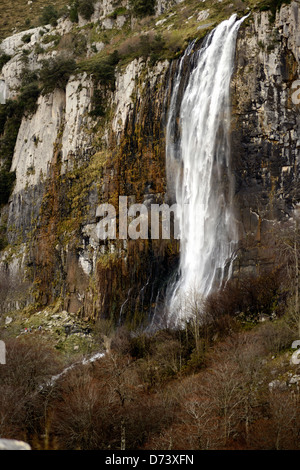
[1,1,300,325]
[231,3,300,277]
[0,1,179,322]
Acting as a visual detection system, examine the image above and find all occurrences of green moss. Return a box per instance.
[57,151,108,243]
[97,252,118,268]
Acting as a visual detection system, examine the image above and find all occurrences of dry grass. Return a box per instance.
[0,0,69,41]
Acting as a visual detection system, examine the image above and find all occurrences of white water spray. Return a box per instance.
[167,14,246,324]
[45,351,105,388]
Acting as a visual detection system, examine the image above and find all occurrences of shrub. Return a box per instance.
[39,57,76,94]
[259,0,291,21]
[18,82,40,115]
[91,56,118,85]
[16,68,40,115]
[39,5,59,27]
[129,0,156,18]
[20,68,39,87]
[34,43,45,55]
[117,33,166,64]
[109,7,129,19]
[69,2,79,23]
[83,50,119,87]
[0,53,11,70]
[78,0,95,20]
[0,74,40,207]
[84,50,119,116]
[0,337,61,439]
[41,33,61,45]
[22,33,32,44]
[0,100,24,164]
[257,321,295,355]
[0,169,16,206]
[205,270,284,323]
[140,33,166,64]
[90,89,105,117]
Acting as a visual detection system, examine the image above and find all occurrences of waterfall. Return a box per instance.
[167,14,246,324]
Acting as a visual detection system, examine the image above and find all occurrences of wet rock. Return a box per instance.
[0,439,31,450]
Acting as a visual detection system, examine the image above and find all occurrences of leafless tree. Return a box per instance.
[271,208,300,336]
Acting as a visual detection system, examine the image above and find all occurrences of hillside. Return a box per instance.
[0,0,70,41]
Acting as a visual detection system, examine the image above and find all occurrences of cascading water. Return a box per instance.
[167,14,247,324]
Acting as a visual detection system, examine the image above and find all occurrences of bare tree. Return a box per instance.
[0,337,61,442]
[271,208,300,336]
[268,390,299,450]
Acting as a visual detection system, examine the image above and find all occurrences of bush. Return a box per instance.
[118,33,166,64]
[39,57,76,94]
[0,337,61,439]
[0,169,16,206]
[205,270,284,323]
[129,0,156,18]
[18,82,40,115]
[39,5,59,27]
[41,33,61,45]
[0,100,22,206]
[259,0,291,21]
[83,50,119,86]
[69,2,79,23]
[139,33,166,64]
[91,56,118,85]
[109,7,129,19]
[0,74,40,207]
[78,0,95,20]
[257,321,295,355]
[0,53,11,71]
[0,99,24,165]
[90,89,105,117]
[22,33,32,44]
[84,51,119,116]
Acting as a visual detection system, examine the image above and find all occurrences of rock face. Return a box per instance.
[231,4,300,276]
[11,90,65,194]
[0,14,174,321]
[1,2,300,323]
